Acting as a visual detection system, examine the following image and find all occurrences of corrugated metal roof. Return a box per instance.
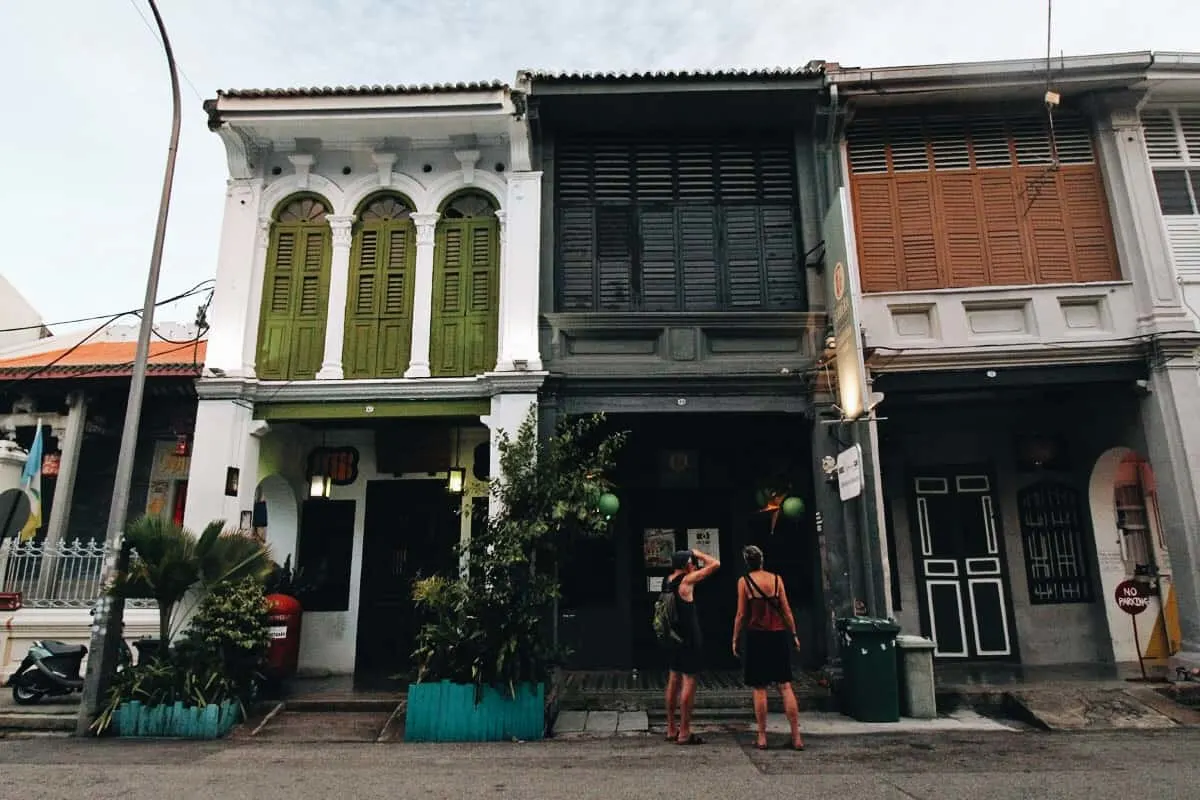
[215,80,508,99]
[519,64,826,82]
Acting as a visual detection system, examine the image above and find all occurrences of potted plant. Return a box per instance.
[406,411,627,742]
[92,515,273,738]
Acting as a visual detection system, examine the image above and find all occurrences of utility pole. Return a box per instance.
[76,0,181,736]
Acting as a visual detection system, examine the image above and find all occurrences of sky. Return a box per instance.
[1,0,1197,332]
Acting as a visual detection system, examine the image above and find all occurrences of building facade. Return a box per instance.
[829,52,1200,671]
[191,83,545,683]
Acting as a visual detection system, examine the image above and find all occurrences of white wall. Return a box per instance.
[0,275,46,352]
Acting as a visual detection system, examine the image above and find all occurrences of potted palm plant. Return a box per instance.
[93,515,274,738]
[406,411,626,742]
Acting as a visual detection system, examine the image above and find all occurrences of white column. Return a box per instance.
[182,399,261,534]
[1140,341,1200,661]
[42,392,88,546]
[316,215,355,380]
[1093,98,1194,334]
[494,171,543,372]
[493,209,509,372]
[239,216,272,376]
[405,212,440,378]
[204,178,266,377]
[480,392,538,516]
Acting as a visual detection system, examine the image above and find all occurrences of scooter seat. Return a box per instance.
[39,641,86,657]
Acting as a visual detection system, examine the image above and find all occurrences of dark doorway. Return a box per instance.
[354,480,461,687]
[557,413,819,672]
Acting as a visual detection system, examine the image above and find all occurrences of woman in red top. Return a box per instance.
[732,545,803,751]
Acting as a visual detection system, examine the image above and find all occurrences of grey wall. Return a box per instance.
[879,384,1145,666]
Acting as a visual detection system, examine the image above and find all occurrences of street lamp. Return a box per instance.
[76,0,182,736]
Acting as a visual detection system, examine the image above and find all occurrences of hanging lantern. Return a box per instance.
[597,492,620,518]
[174,433,191,457]
[781,496,806,519]
[308,474,332,499]
[447,467,466,495]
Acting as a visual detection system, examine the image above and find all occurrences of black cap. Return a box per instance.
[671,550,693,570]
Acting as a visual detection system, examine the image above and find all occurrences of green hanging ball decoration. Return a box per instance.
[597,492,621,517]
[781,496,805,519]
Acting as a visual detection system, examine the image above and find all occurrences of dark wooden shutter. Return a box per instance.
[555,136,802,312]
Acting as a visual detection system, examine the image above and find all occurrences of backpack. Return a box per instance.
[653,576,684,646]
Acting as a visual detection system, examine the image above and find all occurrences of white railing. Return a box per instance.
[0,539,155,609]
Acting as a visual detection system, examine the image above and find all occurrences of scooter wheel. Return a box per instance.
[12,683,45,705]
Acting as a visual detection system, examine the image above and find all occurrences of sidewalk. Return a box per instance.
[552,708,1018,739]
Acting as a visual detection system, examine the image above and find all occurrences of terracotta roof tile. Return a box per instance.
[0,340,205,380]
[519,65,826,83]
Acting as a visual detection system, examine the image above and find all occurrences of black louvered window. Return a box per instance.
[555,137,804,312]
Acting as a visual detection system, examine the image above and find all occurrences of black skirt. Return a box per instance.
[742,629,794,688]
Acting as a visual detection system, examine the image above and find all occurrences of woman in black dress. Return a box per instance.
[731,545,804,750]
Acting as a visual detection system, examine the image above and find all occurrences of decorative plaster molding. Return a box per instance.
[328,215,355,247]
[425,169,507,213]
[371,151,397,186]
[287,153,316,188]
[494,209,507,231]
[257,216,272,236]
[455,149,481,185]
[412,212,440,245]
[215,126,258,180]
[261,173,344,219]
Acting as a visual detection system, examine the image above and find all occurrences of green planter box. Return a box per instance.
[405,681,545,742]
[113,700,241,739]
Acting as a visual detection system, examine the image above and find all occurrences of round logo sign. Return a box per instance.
[833,261,846,302]
[1114,579,1151,616]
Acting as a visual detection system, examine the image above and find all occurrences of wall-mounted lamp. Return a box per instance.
[174,433,191,457]
[224,467,241,498]
[447,467,466,495]
[309,474,332,499]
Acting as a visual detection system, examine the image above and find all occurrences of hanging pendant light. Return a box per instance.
[447,426,465,495]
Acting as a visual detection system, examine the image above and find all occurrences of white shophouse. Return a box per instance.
[187,81,544,681]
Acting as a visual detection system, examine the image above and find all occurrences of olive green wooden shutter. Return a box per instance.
[430,218,499,377]
[257,228,299,380]
[290,228,332,379]
[343,222,415,378]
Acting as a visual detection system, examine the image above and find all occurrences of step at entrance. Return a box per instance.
[236,697,406,743]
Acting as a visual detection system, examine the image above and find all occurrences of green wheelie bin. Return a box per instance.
[835,617,902,722]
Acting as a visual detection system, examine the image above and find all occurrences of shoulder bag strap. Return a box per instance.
[745,573,785,615]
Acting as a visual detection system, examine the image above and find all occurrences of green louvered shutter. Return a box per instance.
[430,200,499,377]
[257,228,299,380]
[344,203,416,378]
[257,198,332,380]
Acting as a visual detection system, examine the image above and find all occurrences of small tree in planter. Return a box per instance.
[407,410,627,742]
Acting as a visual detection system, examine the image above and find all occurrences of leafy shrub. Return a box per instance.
[411,411,627,695]
[94,578,270,733]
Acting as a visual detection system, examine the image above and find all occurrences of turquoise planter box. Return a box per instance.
[405,681,545,742]
[112,700,241,740]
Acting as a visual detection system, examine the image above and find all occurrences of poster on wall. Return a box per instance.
[643,528,676,569]
[687,528,720,558]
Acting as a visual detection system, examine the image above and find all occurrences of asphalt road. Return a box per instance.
[2,729,1199,799]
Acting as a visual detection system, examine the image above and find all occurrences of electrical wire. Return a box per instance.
[0,313,132,394]
[0,280,214,333]
[124,0,205,104]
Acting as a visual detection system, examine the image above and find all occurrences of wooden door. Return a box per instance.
[910,471,1018,660]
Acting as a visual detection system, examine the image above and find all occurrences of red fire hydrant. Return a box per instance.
[264,593,302,680]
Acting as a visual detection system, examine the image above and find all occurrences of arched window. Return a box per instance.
[344,194,417,378]
[430,192,500,377]
[257,195,332,381]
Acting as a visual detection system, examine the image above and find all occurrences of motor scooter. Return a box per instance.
[4,612,133,705]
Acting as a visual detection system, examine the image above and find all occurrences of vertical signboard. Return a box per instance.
[822,188,870,421]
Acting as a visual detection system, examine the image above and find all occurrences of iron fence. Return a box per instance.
[0,538,155,609]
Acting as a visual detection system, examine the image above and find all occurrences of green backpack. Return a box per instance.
[653,576,684,646]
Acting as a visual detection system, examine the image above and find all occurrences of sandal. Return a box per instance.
[755,739,768,751]
[676,734,705,745]
[791,740,805,751]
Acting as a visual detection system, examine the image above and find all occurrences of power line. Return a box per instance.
[124,0,205,103]
[0,313,131,394]
[0,280,214,333]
